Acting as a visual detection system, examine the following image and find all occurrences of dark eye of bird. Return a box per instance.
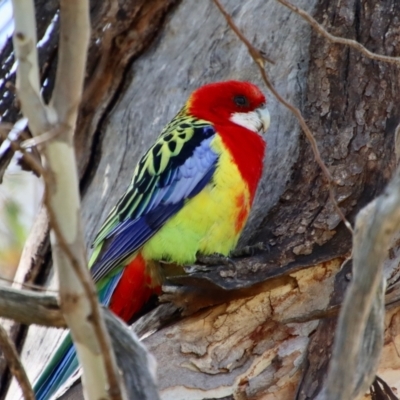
[234,95,249,107]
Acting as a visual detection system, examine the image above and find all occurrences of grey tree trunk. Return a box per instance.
[1,0,400,399]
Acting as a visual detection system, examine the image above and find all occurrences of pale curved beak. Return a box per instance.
[256,105,270,134]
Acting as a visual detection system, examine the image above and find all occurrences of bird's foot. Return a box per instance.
[230,242,269,257]
[196,253,238,279]
[196,253,236,268]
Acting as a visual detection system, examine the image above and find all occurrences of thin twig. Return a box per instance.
[276,0,400,65]
[212,2,274,65]
[212,0,353,235]
[0,275,58,293]
[0,324,35,400]
[20,129,60,149]
[0,127,44,177]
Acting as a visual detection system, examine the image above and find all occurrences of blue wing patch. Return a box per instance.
[91,121,218,282]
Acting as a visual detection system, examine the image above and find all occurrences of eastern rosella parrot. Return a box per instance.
[34,80,270,400]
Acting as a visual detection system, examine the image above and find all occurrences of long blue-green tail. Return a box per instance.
[33,272,123,400]
[33,334,78,400]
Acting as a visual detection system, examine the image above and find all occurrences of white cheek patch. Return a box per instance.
[230,111,261,133]
[230,108,270,134]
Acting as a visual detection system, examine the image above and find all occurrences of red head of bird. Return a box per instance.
[188,80,270,134]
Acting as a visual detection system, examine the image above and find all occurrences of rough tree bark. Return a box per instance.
[1,0,400,399]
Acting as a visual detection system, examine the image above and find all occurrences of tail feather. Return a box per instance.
[34,335,78,400]
[34,273,123,400]
[34,252,161,398]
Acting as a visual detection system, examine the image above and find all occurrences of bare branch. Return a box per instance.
[10,0,40,93]
[0,286,65,328]
[11,0,52,136]
[321,166,400,399]
[10,0,124,398]
[0,324,35,400]
[212,0,353,235]
[276,0,400,65]
[51,1,91,125]
[210,0,274,66]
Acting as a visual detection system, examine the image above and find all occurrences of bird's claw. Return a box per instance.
[196,253,237,268]
[230,242,269,257]
[195,253,238,279]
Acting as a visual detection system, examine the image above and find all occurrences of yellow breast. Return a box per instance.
[141,135,251,264]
